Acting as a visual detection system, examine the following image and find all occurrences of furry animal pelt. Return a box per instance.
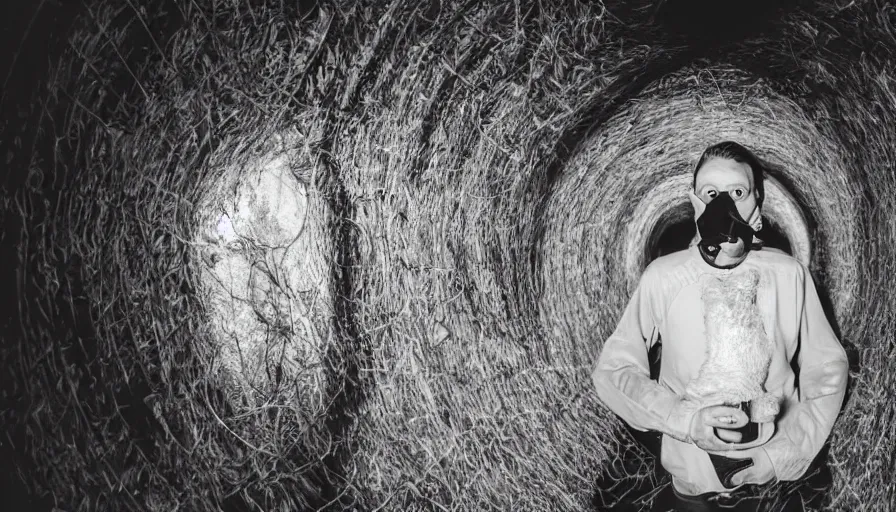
[686,269,779,423]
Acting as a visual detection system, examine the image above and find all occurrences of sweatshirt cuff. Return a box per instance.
[665,398,700,442]
[761,426,813,481]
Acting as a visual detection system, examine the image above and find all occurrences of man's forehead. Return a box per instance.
[695,157,754,188]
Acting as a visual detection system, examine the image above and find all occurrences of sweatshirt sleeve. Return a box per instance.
[592,265,701,443]
[760,263,849,481]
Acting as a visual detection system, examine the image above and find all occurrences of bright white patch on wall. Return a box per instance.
[194,134,331,422]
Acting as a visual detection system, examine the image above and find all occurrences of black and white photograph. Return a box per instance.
[1,1,893,510]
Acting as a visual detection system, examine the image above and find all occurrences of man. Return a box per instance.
[592,141,849,511]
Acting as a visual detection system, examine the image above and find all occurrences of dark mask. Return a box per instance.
[696,192,755,259]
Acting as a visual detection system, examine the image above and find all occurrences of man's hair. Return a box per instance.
[693,141,765,207]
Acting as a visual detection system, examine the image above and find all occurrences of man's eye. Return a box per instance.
[733,188,745,198]
[706,190,717,199]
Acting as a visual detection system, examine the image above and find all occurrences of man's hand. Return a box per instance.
[688,405,750,451]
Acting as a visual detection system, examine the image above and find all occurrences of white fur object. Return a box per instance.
[686,269,780,424]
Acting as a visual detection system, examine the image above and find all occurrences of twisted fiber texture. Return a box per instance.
[1,0,894,510]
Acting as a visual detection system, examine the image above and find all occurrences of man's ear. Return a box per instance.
[688,190,706,217]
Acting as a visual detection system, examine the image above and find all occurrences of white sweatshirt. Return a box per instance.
[592,243,848,495]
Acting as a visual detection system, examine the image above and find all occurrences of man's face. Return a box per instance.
[692,157,758,221]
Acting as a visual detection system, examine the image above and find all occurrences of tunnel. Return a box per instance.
[1,0,893,511]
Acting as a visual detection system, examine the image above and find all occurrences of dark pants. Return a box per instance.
[592,427,832,512]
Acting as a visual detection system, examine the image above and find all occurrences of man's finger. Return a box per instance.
[710,405,749,420]
[697,432,737,452]
[705,417,746,429]
[703,439,736,452]
[705,413,748,429]
[715,428,742,443]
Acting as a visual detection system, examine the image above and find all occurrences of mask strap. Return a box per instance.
[746,204,763,232]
